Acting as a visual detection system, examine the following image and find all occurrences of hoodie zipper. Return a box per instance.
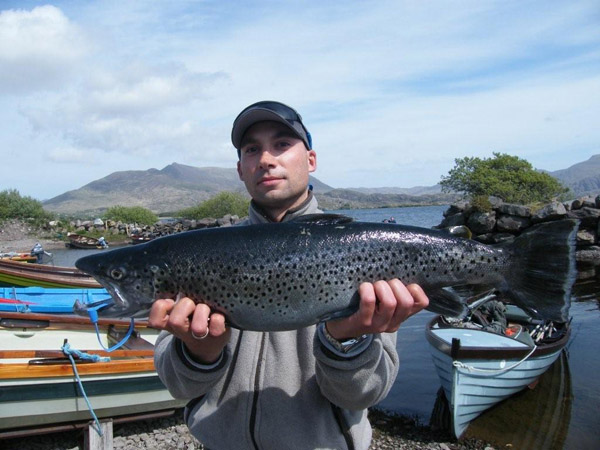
[249,332,267,450]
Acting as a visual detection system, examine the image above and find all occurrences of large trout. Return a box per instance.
[74,215,578,329]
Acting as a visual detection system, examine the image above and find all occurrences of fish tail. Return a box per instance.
[503,219,578,322]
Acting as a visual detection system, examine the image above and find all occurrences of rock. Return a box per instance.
[567,207,600,228]
[436,213,466,228]
[496,203,531,218]
[577,229,597,246]
[467,211,496,234]
[531,202,567,223]
[443,201,469,217]
[576,246,600,265]
[488,196,504,209]
[496,214,531,233]
[582,196,597,208]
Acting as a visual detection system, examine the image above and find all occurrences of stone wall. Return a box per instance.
[45,214,244,240]
[436,195,600,279]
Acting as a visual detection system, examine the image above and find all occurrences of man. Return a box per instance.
[149,101,429,450]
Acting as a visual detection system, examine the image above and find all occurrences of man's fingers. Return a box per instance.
[357,282,377,326]
[406,283,429,314]
[190,303,212,337]
[148,299,176,329]
[371,280,396,327]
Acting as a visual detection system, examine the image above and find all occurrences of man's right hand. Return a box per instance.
[149,297,231,364]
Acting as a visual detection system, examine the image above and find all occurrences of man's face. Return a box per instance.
[237,121,317,219]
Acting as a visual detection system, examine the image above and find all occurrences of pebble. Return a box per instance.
[0,409,498,450]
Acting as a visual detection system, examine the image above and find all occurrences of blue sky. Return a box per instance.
[1,0,599,200]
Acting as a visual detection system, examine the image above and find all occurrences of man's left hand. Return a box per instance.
[325,279,429,340]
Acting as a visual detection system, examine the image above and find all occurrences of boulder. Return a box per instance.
[496,214,531,233]
[567,207,600,228]
[467,211,496,234]
[531,202,567,223]
[577,229,597,246]
[496,203,531,218]
[436,213,466,228]
[443,202,469,217]
[576,246,600,265]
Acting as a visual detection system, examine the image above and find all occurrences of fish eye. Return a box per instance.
[110,268,126,280]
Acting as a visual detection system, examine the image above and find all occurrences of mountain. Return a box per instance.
[43,163,333,215]
[43,155,599,216]
[548,154,600,197]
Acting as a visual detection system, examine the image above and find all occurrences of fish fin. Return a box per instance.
[502,219,578,323]
[290,214,355,225]
[425,287,468,317]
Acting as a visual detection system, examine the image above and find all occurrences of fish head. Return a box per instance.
[75,247,174,318]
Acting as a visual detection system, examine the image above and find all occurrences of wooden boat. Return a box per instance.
[425,301,570,439]
[0,311,186,433]
[65,233,109,249]
[130,233,156,245]
[0,259,101,288]
[0,252,37,263]
[0,286,110,314]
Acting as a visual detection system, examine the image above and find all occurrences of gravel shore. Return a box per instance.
[1,409,497,450]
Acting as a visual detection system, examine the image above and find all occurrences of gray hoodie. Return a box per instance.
[154,193,400,450]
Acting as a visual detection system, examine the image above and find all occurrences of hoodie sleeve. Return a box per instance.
[313,331,399,410]
[154,331,230,400]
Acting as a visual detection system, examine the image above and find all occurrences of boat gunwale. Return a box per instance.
[425,316,571,361]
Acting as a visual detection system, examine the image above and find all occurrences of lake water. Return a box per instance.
[51,205,599,449]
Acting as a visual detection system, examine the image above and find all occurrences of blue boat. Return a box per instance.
[0,287,111,314]
[426,302,570,438]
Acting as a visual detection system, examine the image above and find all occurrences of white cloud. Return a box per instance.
[45,146,90,164]
[1,0,599,200]
[0,5,87,93]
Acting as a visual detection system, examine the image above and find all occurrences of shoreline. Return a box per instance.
[1,408,497,450]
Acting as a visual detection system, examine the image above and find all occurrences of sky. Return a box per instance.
[1,0,599,201]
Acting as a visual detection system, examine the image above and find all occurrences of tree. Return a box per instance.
[178,191,249,219]
[104,205,158,226]
[440,153,570,204]
[0,189,54,222]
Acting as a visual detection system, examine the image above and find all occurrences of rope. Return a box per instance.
[62,342,111,436]
[452,345,538,376]
[83,294,136,352]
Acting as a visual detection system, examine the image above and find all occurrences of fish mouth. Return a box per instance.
[73,280,131,318]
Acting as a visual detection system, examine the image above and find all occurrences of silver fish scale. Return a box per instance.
[149,223,508,330]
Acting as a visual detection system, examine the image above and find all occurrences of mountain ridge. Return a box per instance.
[42,155,600,215]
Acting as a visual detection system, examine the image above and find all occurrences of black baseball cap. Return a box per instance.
[231,101,312,154]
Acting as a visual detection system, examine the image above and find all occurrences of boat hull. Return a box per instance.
[0,286,110,313]
[0,373,183,430]
[0,312,186,432]
[426,316,570,438]
[0,260,101,289]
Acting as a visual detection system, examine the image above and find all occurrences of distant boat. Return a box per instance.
[0,252,37,263]
[0,260,101,289]
[0,244,53,264]
[0,311,186,434]
[65,233,109,249]
[130,233,156,245]
[426,302,570,439]
[0,286,110,314]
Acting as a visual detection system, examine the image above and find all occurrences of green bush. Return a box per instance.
[440,153,570,205]
[103,205,158,226]
[178,192,249,219]
[0,189,54,223]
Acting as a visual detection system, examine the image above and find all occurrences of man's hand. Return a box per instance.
[149,297,230,364]
[325,279,429,340]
